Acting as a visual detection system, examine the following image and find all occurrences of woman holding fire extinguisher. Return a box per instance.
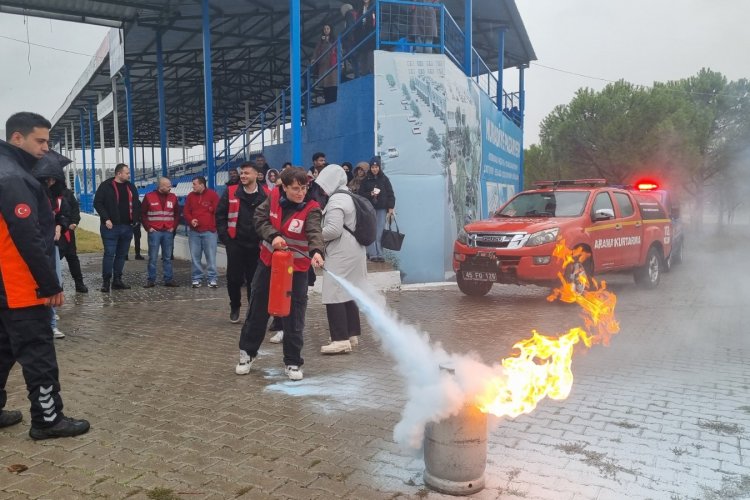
[314,164,367,354]
[235,167,325,381]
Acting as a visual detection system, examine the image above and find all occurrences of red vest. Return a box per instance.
[226,184,240,238]
[259,189,319,272]
[143,191,178,231]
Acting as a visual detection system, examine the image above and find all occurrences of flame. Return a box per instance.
[475,240,620,418]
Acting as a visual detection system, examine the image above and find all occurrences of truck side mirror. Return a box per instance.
[593,209,615,221]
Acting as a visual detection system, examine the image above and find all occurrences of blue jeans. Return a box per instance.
[367,208,388,259]
[101,224,133,280]
[147,230,174,282]
[188,230,218,283]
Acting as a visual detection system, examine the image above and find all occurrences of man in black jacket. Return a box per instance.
[93,163,141,292]
[0,111,90,439]
[216,162,267,323]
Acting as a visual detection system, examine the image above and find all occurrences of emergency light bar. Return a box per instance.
[533,179,607,188]
[635,180,660,191]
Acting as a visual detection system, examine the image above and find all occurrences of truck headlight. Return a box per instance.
[525,228,559,247]
[457,228,469,244]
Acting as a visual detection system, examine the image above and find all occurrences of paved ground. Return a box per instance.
[1,231,749,500]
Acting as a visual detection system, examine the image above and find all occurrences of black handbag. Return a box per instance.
[381,216,405,251]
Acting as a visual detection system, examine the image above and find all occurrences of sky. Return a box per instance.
[1,1,749,147]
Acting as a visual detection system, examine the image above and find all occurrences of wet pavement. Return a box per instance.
[1,233,749,499]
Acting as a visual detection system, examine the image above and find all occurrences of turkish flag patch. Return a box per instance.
[14,204,31,218]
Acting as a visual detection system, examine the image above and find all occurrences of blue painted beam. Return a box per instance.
[80,112,87,199]
[88,102,96,188]
[156,30,168,178]
[123,65,136,179]
[202,0,216,190]
[464,0,472,76]
[290,0,302,165]
[497,29,505,111]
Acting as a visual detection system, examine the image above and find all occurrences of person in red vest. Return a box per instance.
[184,176,220,288]
[235,167,325,381]
[141,177,180,288]
[216,162,267,323]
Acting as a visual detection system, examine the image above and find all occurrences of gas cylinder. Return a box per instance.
[268,249,294,316]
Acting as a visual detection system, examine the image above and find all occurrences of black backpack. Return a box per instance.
[334,189,377,246]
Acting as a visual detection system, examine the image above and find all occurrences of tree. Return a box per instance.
[427,127,441,152]
[386,74,396,88]
[410,101,421,119]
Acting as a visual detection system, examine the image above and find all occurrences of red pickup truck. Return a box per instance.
[453,179,678,296]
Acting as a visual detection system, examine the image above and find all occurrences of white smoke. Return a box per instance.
[328,272,503,449]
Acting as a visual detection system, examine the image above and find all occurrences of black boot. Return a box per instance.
[74,280,88,293]
[0,409,22,428]
[100,279,111,293]
[29,416,90,440]
[112,277,131,290]
[135,253,145,260]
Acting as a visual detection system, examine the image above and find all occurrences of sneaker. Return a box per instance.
[269,331,284,344]
[53,327,65,339]
[54,313,60,321]
[349,336,359,347]
[320,340,352,354]
[143,281,156,288]
[208,282,218,288]
[229,307,240,323]
[0,409,22,428]
[192,281,201,288]
[164,281,179,288]
[29,416,90,440]
[285,365,303,381]
[235,350,254,375]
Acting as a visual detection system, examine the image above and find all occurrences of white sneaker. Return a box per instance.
[191,281,201,288]
[269,331,284,343]
[53,327,65,339]
[208,282,218,288]
[235,350,254,375]
[285,365,303,381]
[54,313,60,321]
[320,340,352,354]
[349,336,359,347]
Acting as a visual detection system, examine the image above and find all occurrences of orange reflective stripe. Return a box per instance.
[0,214,47,308]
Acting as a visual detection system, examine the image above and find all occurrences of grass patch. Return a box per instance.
[555,441,639,480]
[700,475,750,500]
[697,419,744,436]
[613,421,640,429]
[74,228,104,253]
[146,487,181,500]
[235,485,253,497]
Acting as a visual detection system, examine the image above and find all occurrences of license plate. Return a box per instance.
[462,271,497,282]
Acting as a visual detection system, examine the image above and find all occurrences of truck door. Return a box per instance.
[586,191,620,271]
[612,191,642,268]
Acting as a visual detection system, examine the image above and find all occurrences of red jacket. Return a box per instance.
[183,188,219,232]
[141,191,180,231]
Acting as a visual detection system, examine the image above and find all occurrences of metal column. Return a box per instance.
[497,29,505,111]
[518,65,526,190]
[88,103,97,188]
[202,0,216,189]
[464,0,472,76]
[98,93,107,181]
[290,0,302,165]
[123,65,136,179]
[156,30,168,178]
[80,113,88,200]
[112,77,121,164]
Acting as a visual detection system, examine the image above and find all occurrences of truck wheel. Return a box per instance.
[634,247,662,289]
[563,254,593,295]
[457,274,493,297]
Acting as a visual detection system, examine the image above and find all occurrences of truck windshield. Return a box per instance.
[496,191,590,217]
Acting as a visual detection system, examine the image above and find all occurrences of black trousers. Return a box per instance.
[132,223,142,256]
[0,306,64,427]
[226,242,260,310]
[59,231,83,282]
[239,263,308,367]
[325,301,361,341]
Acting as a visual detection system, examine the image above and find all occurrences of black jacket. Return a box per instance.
[62,188,81,226]
[0,140,62,306]
[31,150,71,233]
[216,184,267,247]
[93,176,141,225]
[358,171,396,210]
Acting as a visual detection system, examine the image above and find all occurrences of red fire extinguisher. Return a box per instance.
[268,249,294,317]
